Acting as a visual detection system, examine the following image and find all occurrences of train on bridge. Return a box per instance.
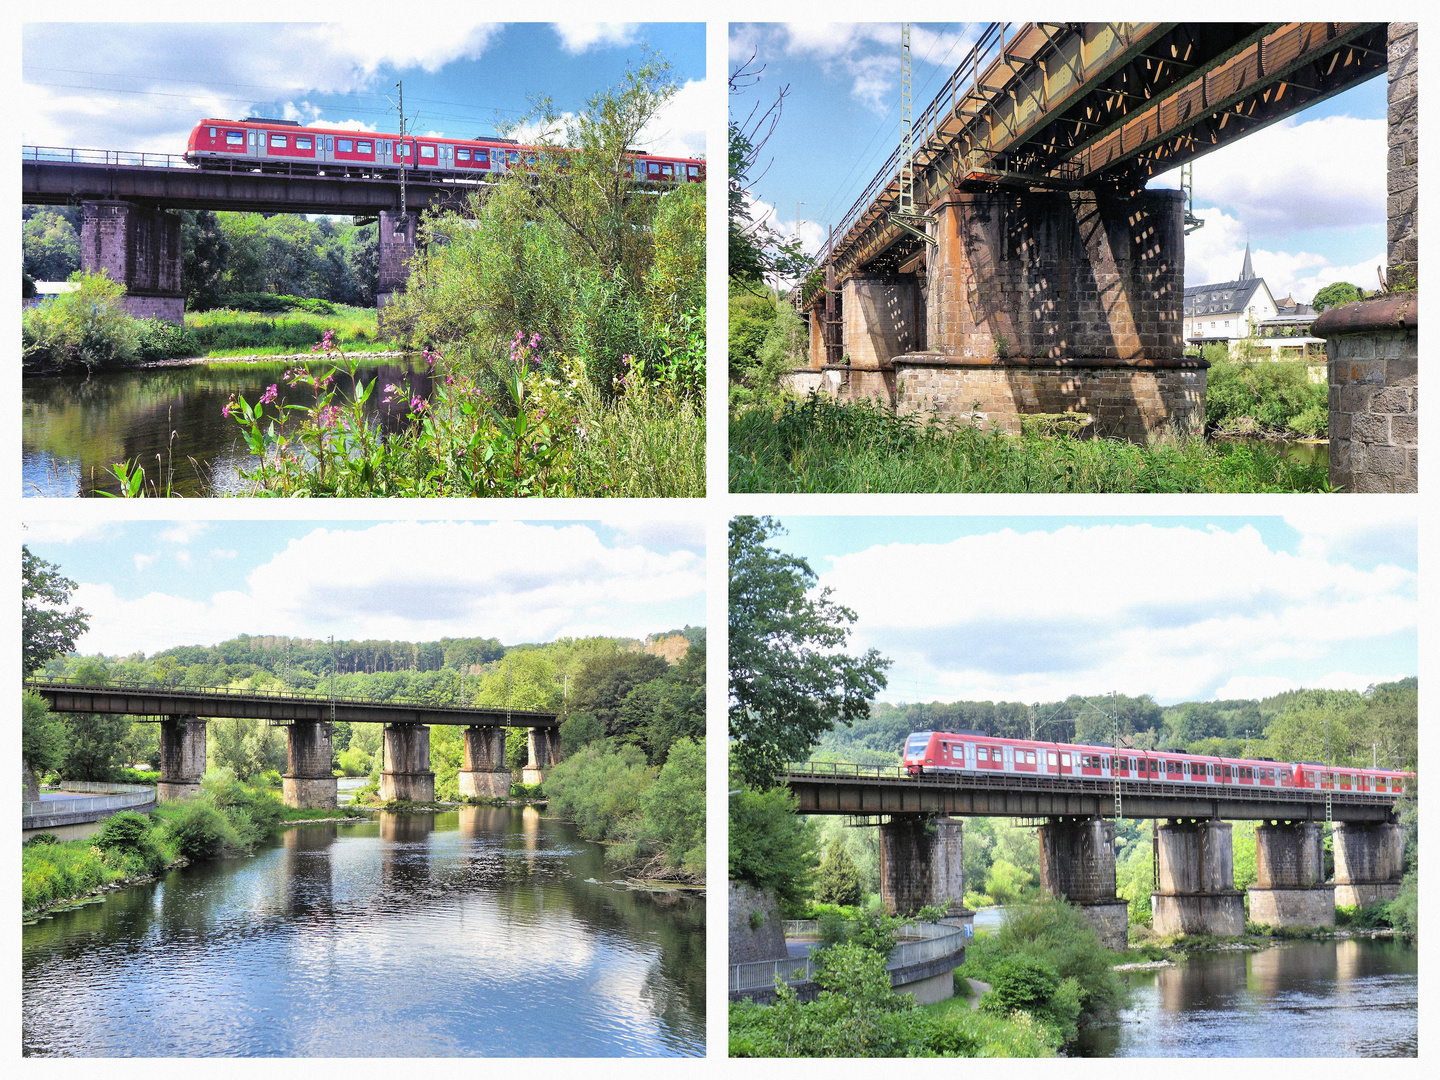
[184,117,704,184]
[902,731,1412,796]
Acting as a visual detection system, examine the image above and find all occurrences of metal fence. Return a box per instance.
[729,920,968,994]
[24,786,155,820]
[23,145,194,169]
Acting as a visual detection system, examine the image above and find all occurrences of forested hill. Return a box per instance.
[816,678,1417,772]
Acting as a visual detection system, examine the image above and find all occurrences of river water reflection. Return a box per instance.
[1075,938,1416,1057]
[22,808,705,1057]
[22,357,431,497]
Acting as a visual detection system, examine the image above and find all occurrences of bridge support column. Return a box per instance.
[1151,819,1245,937]
[833,275,921,404]
[377,210,419,325]
[459,725,510,798]
[1247,821,1333,928]
[379,723,434,802]
[1038,816,1128,950]
[157,715,206,800]
[282,721,337,810]
[879,815,964,917]
[1332,821,1405,907]
[80,200,185,323]
[521,727,560,786]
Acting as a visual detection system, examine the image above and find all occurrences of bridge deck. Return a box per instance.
[30,680,560,727]
[783,763,1398,823]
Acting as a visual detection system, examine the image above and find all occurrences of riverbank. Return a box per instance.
[23,349,407,378]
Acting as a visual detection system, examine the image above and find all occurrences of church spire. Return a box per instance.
[1239,241,1255,281]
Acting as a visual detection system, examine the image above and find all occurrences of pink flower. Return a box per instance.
[317,405,341,428]
[529,332,540,350]
[410,395,427,413]
[222,403,232,418]
[259,384,279,406]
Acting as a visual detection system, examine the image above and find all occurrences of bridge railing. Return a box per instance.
[29,675,557,719]
[23,145,196,169]
[23,787,155,820]
[781,760,1404,804]
[814,22,1013,270]
[729,921,967,994]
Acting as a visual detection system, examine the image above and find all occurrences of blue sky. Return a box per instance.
[730,22,1387,302]
[24,22,706,158]
[22,518,706,656]
[752,513,1416,706]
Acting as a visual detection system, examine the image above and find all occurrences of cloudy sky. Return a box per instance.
[22,518,706,656]
[23,21,706,159]
[731,22,1386,302]
[758,513,1416,707]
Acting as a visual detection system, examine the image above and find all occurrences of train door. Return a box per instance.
[965,742,976,771]
[1057,750,1073,776]
[1003,745,1013,772]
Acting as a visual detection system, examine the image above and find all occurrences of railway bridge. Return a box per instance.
[782,762,1407,945]
[22,149,481,321]
[798,21,1417,487]
[31,678,562,811]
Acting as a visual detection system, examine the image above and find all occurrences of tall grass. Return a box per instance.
[572,378,706,497]
[730,397,1333,494]
[186,305,394,355]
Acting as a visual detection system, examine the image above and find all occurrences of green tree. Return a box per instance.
[180,210,230,310]
[814,835,864,906]
[22,209,82,281]
[545,742,654,841]
[23,545,89,677]
[638,737,705,872]
[729,515,890,788]
[22,270,141,368]
[728,780,817,912]
[1311,281,1364,312]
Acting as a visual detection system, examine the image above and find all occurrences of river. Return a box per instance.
[22,808,705,1057]
[22,356,432,497]
[1075,937,1416,1057]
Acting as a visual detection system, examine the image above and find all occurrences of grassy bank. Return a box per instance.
[730,397,1332,493]
[22,774,363,917]
[186,304,395,357]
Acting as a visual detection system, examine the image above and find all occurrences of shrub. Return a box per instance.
[22,271,140,369]
[162,800,239,860]
[134,318,200,361]
[336,747,371,777]
[94,810,167,874]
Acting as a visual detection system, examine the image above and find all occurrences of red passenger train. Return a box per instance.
[184,117,705,183]
[901,730,1412,795]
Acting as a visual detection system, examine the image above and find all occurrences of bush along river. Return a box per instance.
[22,355,432,497]
[22,807,705,1057]
[1076,937,1416,1057]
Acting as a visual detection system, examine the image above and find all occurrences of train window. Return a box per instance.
[1060,754,1070,767]
[977,747,987,761]
[1025,751,1035,764]
[421,145,435,159]
[358,141,372,154]
[296,136,313,150]
[649,162,662,174]
[270,133,287,148]
[227,131,244,145]
[689,164,699,177]
[1047,752,1057,766]
[476,149,488,165]
[457,148,471,161]
[209,127,217,138]
[338,138,353,152]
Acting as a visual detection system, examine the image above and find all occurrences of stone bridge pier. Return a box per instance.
[80,200,185,323]
[1038,816,1128,949]
[459,725,510,798]
[879,815,965,917]
[521,726,561,786]
[379,723,434,802]
[1247,821,1333,927]
[157,715,206,800]
[1151,818,1245,936]
[1332,821,1406,907]
[283,721,337,810]
[377,210,419,324]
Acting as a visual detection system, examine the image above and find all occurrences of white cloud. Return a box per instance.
[638,78,709,158]
[815,523,1416,705]
[765,23,972,113]
[210,549,239,560]
[71,522,704,656]
[553,23,640,55]
[23,521,117,544]
[1281,509,1417,567]
[133,554,156,572]
[159,522,208,546]
[1213,671,1403,700]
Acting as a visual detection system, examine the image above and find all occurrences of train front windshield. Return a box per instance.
[904,733,931,758]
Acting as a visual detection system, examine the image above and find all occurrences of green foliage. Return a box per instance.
[1116,819,1156,925]
[730,395,1334,493]
[22,271,142,369]
[180,209,230,310]
[637,737,705,873]
[23,691,69,779]
[814,836,864,906]
[23,207,81,281]
[544,742,654,842]
[1205,354,1328,436]
[336,746,371,777]
[728,287,779,373]
[23,544,91,679]
[185,304,386,355]
[559,713,604,756]
[93,810,167,874]
[1311,281,1364,312]
[963,897,1128,1045]
[729,515,890,787]
[134,318,200,362]
[728,780,817,912]
[1388,870,1418,937]
[730,299,808,412]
